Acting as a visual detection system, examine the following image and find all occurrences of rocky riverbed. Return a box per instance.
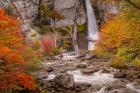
[36,51,140,93]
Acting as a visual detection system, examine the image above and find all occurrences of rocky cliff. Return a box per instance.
[0,0,119,26]
[53,0,86,26]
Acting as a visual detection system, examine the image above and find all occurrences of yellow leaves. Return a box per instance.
[97,15,132,52]
[111,56,128,69]
[96,12,140,69]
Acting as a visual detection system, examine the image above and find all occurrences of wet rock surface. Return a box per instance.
[113,72,126,78]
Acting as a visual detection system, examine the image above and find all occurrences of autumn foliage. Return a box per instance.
[41,37,54,54]
[0,8,36,91]
[96,13,140,69]
[96,16,132,53]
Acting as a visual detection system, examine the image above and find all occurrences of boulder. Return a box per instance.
[36,71,48,80]
[75,83,91,91]
[113,72,126,78]
[84,53,96,60]
[81,66,99,74]
[54,73,75,89]
[77,63,88,68]
[47,66,54,72]
[108,80,126,90]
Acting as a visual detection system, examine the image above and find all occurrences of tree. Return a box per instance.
[96,0,140,69]
[0,8,37,92]
[72,0,80,54]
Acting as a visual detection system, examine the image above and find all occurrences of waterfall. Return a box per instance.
[85,0,99,50]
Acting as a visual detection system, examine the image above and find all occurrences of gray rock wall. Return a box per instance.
[53,0,86,26]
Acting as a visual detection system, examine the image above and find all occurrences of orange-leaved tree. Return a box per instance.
[0,8,36,92]
[96,15,132,53]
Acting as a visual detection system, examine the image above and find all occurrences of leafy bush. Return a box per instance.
[77,24,86,33]
[116,48,135,62]
[32,40,42,50]
[132,59,140,70]
[41,37,54,54]
[111,57,128,69]
[21,47,43,72]
[52,48,62,55]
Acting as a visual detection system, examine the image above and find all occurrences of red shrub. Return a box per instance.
[41,37,54,53]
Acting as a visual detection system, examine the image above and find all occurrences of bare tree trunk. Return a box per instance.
[72,22,79,54]
[51,25,57,48]
[72,0,80,54]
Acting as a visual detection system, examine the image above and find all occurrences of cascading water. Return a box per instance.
[85,0,99,50]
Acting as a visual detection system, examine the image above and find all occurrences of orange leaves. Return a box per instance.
[0,8,4,15]
[0,8,19,35]
[16,73,36,90]
[0,8,23,49]
[97,16,132,52]
[0,8,18,27]
[0,8,36,91]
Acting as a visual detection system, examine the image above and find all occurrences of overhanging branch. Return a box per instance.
[125,0,140,10]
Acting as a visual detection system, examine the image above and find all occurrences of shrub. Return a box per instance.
[32,40,42,50]
[111,56,128,69]
[21,47,42,72]
[41,37,54,54]
[52,48,62,55]
[132,59,140,70]
[77,24,86,33]
[116,48,136,62]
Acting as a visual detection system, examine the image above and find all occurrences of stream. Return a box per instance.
[36,52,140,93]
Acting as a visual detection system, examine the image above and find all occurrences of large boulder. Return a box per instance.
[54,73,75,89]
[113,72,126,78]
[81,66,99,74]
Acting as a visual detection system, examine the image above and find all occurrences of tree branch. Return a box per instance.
[126,0,140,9]
[116,0,140,10]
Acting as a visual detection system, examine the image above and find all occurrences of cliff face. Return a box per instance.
[49,0,119,26]
[53,0,86,26]
[0,0,39,23]
[0,0,86,25]
[93,1,119,25]
[0,0,119,26]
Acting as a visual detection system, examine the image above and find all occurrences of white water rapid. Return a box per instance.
[85,0,99,50]
[67,70,116,86]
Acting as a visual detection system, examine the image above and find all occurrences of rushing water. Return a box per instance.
[85,0,99,50]
[127,83,140,93]
[67,70,116,86]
